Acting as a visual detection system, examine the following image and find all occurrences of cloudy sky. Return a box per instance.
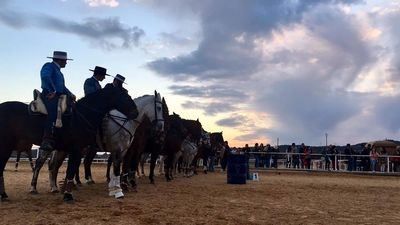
[1,0,400,147]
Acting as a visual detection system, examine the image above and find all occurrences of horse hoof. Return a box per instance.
[150,180,155,185]
[1,192,9,201]
[51,189,59,194]
[204,170,207,174]
[63,193,74,203]
[86,180,95,185]
[115,192,124,199]
[29,190,39,195]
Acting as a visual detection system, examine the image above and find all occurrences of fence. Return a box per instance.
[10,149,400,174]
[228,152,400,174]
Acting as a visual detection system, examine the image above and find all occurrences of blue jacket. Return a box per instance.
[84,76,102,96]
[40,62,72,96]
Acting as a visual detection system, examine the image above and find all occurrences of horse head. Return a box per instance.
[168,113,187,138]
[76,86,138,125]
[134,90,165,135]
[182,118,203,143]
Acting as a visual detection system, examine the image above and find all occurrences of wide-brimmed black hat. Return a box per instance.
[89,66,109,76]
[114,74,127,84]
[47,51,73,60]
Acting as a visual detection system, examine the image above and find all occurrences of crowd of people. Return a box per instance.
[229,142,400,173]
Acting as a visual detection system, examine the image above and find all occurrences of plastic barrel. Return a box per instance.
[227,154,247,184]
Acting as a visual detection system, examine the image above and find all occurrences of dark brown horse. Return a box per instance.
[163,114,203,181]
[210,132,225,171]
[191,129,211,174]
[0,86,138,202]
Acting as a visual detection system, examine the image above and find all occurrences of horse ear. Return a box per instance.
[154,90,157,96]
[197,118,199,122]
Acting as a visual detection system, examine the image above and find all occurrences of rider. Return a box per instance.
[40,51,76,151]
[84,66,108,95]
[104,74,128,93]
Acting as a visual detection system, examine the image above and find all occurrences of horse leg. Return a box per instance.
[84,146,97,184]
[127,154,139,192]
[0,149,12,201]
[108,152,124,199]
[62,148,81,203]
[106,154,112,183]
[164,155,172,181]
[27,149,35,171]
[158,155,165,175]
[149,153,158,184]
[202,156,208,174]
[74,165,82,186]
[15,151,21,171]
[30,149,52,194]
[48,150,66,193]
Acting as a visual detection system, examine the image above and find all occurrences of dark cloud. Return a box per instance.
[374,95,400,133]
[159,32,194,47]
[0,9,28,28]
[216,115,248,127]
[169,84,248,100]
[182,101,237,115]
[0,8,145,50]
[37,16,145,50]
[147,0,362,81]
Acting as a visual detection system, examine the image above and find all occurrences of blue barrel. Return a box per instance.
[227,154,247,184]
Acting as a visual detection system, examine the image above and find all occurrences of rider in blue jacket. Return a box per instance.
[40,51,75,151]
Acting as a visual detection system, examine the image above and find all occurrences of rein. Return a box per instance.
[106,113,138,143]
[73,103,105,135]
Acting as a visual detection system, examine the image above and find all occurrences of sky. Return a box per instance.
[1,0,400,147]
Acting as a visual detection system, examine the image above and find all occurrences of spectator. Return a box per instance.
[322,146,330,171]
[259,143,265,167]
[379,147,387,172]
[344,144,355,171]
[329,145,338,170]
[369,146,379,172]
[304,145,312,170]
[254,143,260,169]
[393,146,400,172]
[242,144,251,179]
[361,144,371,171]
[292,143,300,169]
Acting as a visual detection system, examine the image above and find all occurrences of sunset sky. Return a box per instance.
[1,0,400,147]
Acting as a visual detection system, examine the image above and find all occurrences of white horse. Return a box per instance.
[47,91,164,199]
[180,138,198,177]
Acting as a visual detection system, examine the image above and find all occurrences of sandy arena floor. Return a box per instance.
[0,162,399,225]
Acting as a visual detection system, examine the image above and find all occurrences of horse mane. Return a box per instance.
[134,95,152,101]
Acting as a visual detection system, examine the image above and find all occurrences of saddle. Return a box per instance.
[29,89,68,128]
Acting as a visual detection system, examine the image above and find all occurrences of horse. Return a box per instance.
[134,97,169,185]
[163,114,203,181]
[0,86,138,202]
[209,132,224,171]
[179,137,198,177]
[48,91,164,198]
[118,97,168,190]
[191,129,211,174]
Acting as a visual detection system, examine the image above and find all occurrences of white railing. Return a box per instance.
[232,152,400,173]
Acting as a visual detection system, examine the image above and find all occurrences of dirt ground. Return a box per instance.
[0,162,399,225]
